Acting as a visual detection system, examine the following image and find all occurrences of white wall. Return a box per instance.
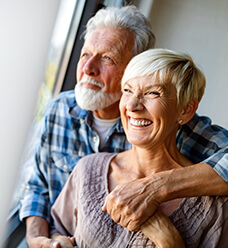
[0,0,60,244]
[147,0,228,129]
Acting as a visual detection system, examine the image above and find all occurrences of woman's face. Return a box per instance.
[120,74,181,148]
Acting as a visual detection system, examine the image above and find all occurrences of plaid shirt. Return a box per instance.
[19,90,228,223]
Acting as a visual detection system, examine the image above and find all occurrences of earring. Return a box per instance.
[179,119,183,124]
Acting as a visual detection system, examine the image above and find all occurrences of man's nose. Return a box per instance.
[83,56,99,76]
[126,95,144,112]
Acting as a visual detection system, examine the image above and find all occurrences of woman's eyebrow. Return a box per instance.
[124,82,168,91]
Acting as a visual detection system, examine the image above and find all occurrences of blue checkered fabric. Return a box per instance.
[19,90,228,223]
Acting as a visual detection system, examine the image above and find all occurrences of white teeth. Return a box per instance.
[130,118,152,127]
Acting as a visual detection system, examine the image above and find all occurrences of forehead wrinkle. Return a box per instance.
[84,29,129,62]
[88,27,135,62]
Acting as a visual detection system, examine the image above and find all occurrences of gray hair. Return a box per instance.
[122,48,206,108]
[83,5,155,56]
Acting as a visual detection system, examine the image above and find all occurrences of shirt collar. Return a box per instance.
[69,102,124,133]
[69,103,89,120]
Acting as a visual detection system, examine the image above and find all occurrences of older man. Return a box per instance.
[20,5,228,248]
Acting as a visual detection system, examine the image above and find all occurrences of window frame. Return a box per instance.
[54,0,105,94]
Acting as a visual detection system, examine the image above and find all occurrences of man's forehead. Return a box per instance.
[84,27,131,46]
[82,28,134,59]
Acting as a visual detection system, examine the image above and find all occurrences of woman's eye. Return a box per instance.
[123,88,132,94]
[148,91,160,96]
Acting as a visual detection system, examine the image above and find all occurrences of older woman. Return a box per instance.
[51,49,228,248]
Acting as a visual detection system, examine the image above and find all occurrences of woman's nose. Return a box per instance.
[126,95,144,112]
[83,56,99,76]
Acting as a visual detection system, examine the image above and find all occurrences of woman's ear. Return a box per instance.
[178,98,198,125]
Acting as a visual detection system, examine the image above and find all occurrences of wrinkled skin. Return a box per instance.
[141,208,185,248]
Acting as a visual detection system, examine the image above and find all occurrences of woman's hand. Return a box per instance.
[51,233,76,248]
[140,208,185,248]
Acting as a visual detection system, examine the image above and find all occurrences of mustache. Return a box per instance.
[79,77,104,88]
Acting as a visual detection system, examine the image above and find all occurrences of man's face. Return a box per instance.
[75,27,135,112]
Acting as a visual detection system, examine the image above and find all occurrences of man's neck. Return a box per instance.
[93,101,120,120]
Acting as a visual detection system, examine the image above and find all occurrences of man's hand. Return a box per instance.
[141,208,185,248]
[102,175,167,231]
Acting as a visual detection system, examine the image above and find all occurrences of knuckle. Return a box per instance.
[132,211,141,221]
[125,205,133,215]
[128,220,140,232]
[115,198,124,207]
[108,192,118,202]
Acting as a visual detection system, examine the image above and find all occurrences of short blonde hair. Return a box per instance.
[121,48,206,108]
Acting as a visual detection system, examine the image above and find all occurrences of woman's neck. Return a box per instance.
[109,137,193,192]
[123,143,192,178]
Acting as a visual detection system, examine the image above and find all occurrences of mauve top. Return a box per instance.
[51,152,228,248]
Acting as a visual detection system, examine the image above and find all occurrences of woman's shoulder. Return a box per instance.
[78,152,117,165]
[74,152,117,175]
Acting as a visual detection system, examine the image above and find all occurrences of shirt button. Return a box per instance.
[93,136,97,142]
[63,165,68,170]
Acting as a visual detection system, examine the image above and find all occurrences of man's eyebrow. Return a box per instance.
[82,44,122,62]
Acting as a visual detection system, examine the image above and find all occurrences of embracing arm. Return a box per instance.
[164,162,228,200]
[102,115,228,231]
[102,162,228,231]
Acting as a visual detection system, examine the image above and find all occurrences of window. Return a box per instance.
[5,1,128,247]
[10,0,83,210]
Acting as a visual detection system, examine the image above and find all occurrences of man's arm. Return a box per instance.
[177,114,228,182]
[26,216,60,248]
[102,162,228,232]
[165,162,228,198]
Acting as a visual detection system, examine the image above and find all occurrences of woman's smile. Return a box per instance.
[129,117,152,127]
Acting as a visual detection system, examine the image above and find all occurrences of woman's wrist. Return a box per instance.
[141,209,185,248]
[51,232,62,239]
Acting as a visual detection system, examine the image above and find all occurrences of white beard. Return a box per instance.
[75,78,121,111]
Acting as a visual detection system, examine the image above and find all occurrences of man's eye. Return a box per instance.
[81,53,89,59]
[102,55,115,64]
